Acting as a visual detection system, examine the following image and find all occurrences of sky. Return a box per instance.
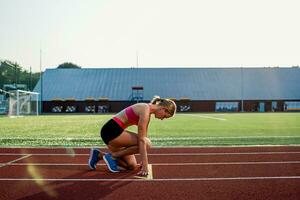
[0,0,299,72]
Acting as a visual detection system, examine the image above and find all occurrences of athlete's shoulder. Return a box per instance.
[133,103,150,114]
[133,103,149,108]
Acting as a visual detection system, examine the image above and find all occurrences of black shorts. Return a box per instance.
[100,119,124,145]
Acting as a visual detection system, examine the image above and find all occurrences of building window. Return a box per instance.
[272,101,277,111]
[284,101,300,111]
[52,106,63,113]
[216,102,239,112]
[66,106,77,113]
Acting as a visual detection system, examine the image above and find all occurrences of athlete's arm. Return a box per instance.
[137,105,150,176]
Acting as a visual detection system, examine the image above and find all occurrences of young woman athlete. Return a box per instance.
[88,96,176,176]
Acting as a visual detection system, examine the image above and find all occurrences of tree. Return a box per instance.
[57,62,81,69]
[0,60,41,91]
[0,60,21,88]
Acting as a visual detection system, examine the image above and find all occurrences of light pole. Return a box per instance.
[40,49,43,113]
[240,67,244,112]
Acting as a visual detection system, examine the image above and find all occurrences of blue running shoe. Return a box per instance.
[88,148,100,170]
[103,153,120,173]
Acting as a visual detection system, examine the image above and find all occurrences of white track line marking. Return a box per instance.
[1,152,300,156]
[0,176,299,182]
[148,152,300,156]
[0,145,299,149]
[1,161,300,166]
[5,135,299,141]
[150,152,300,155]
[152,161,300,165]
[185,114,227,121]
[151,136,300,140]
[0,154,31,168]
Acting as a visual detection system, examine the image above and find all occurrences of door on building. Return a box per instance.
[259,102,265,112]
[272,101,277,112]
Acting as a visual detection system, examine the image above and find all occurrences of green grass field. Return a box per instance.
[0,113,300,146]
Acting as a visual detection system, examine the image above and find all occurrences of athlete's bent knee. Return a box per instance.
[127,162,138,170]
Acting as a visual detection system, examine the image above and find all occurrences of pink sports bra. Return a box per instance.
[125,106,139,125]
[113,106,139,129]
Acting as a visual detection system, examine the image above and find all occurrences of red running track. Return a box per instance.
[0,146,299,200]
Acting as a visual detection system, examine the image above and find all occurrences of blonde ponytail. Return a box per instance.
[150,95,161,104]
[150,95,177,117]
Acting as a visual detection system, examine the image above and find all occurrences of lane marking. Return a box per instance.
[1,152,300,156]
[0,154,31,168]
[0,145,299,149]
[0,176,299,182]
[151,136,300,140]
[1,161,300,166]
[148,152,300,156]
[152,161,300,165]
[2,135,299,141]
[185,114,227,121]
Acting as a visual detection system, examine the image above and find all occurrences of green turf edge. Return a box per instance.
[1,137,300,147]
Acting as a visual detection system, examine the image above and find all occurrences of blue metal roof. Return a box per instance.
[33,67,300,101]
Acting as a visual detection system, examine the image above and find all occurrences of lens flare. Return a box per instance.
[65,148,76,157]
[22,149,58,197]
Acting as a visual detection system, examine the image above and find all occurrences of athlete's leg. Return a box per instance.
[107,130,151,170]
[108,146,138,170]
[108,130,151,152]
[108,130,139,148]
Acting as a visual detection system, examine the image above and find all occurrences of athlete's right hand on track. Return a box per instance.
[137,169,148,176]
[137,164,148,176]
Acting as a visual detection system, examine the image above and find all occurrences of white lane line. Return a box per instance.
[2,161,300,166]
[149,152,300,156]
[1,152,300,156]
[0,176,299,182]
[0,145,299,149]
[15,135,297,141]
[185,114,227,121]
[151,136,300,140]
[153,161,300,165]
[0,154,31,168]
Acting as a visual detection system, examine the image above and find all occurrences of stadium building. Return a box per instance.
[33,67,300,113]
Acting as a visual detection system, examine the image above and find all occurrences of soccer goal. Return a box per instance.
[6,90,39,116]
